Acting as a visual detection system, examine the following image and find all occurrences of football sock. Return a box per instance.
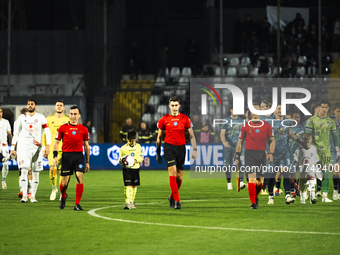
[283,177,291,196]
[28,179,32,193]
[20,169,28,197]
[60,183,68,199]
[333,175,339,191]
[248,183,256,204]
[321,172,330,193]
[132,187,137,201]
[317,178,322,192]
[169,176,180,202]
[176,178,182,190]
[290,182,295,193]
[31,172,39,198]
[50,169,57,187]
[75,183,84,205]
[124,186,128,203]
[268,178,275,196]
[19,177,22,192]
[262,178,267,191]
[226,171,231,183]
[275,180,281,189]
[2,162,8,180]
[255,183,263,198]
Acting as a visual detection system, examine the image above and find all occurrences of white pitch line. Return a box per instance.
[87,201,340,236]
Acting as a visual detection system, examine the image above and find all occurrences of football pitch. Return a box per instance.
[1,170,340,255]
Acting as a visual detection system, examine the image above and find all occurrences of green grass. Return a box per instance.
[1,170,340,255]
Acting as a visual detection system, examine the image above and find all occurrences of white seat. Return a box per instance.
[148,95,160,106]
[298,56,307,65]
[272,67,282,76]
[142,113,152,123]
[181,67,192,77]
[157,105,168,115]
[268,57,274,65]
[155,77,165,87]
[175,89,186,96]
[170,67,180,77]
[215,67,225,76]
[179,77,189,86]
[164,90,174,97]
[226,67,237,77]
[154,113,164,122]
[238,67,249,77]
[213,77,222,83]
[296,66,306,77]
[240,57,251,66]
[249,67,259,77]
[229,57,240,66]
[122,74,130,80]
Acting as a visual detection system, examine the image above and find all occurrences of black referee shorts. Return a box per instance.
[244,149,266,176]
[123,168,140,186]
[61,152,85,176]
[163,143,186,170]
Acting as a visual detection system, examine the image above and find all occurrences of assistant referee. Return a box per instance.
[53,106,90,211]
[235,104,275,209]
[156,96,197,209]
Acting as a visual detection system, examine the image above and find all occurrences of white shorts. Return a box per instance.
[0,142,9,157]
[17,147,43,171]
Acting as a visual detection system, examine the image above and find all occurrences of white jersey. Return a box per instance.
[294,145,319,175]
[13,112,51,150]
[0,118,11,144]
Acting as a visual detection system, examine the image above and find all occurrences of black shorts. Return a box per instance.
[123,168,140,186]
[163,143,186,170]
[61,152,85,176]
[245,149,266,176]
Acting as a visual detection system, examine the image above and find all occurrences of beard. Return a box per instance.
[56,111,63,114]
[28,108,35,113]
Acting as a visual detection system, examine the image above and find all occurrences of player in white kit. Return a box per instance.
[10,99,51,203]
[293,133,321,204]
[0,107,12,190]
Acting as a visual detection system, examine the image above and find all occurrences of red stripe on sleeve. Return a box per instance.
[42,123,48,129]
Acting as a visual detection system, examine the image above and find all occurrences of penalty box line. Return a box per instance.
[87,201,340,236]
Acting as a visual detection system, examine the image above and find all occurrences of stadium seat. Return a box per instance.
[229,57,240,66]
[181,67,192,77]
[272,67,282,77]
[148,95,160,106]
[175,89,186,97]
[213,77,222,83]
[153,113,164,122]
[226,67,237,77]
[170,67,180,77]
[240,57,251,66]
[156,105,168,115]
[142,113,153,123]
[249,67,259,77]
[179,77,189,86]
[215,67,225,76]
[122,74,130,80]
[296,66,306,77]
[268,57,274,66]
[155,77,166,87]
[238,67,249,77]
[164,90,174,97]
[298,56,307,65]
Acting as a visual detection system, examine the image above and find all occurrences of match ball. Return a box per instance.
[121,155,134,168]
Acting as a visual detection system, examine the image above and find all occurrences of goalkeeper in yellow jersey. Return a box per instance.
[42,101,69,200]
[119,129,144,209]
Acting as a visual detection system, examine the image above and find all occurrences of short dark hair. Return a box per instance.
[320,99,330,107]
[169,96,180,104]
[333,103,340,110]
[311,101,321,113]
[260,100,272,109]
[303,133,312,141]
[127,129,137,140]
[70,105,81,114]
[56,100,65,106]
[20,108,28,114]
[28,99,37,105]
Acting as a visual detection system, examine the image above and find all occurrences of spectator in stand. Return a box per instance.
[307,55,318,77]
[284,21,295,40]
[293,13,305,31]
[241,14,256,53]
[256,52,269,77]
[84,119,92,134]
[321,15,331,51]
[192,114,202,144]
[294,25,307,55]
[137,122,153,144]
[260,17,271,52]
[281,53,297,78]
[333,18,340,52]
[248,34,265,66]
[308,23,318,47]
[200,123,214,144]
[120,118,135,143]
[281,35,293,57]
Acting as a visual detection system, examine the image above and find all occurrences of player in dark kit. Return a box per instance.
[53,106,90,211]
[156,96,197,209]
[235,104,275,209]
